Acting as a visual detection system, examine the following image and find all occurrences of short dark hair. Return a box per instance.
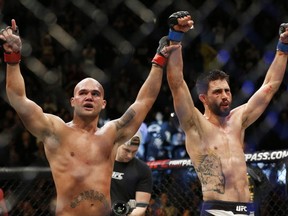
[195,69,229,95]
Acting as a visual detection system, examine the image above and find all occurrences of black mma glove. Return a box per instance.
[277,23,288,53]
[0,24,22,64]
[151,36,169,68]
[168,11,190,42]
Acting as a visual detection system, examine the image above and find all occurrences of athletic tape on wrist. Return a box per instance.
[276,41,288,53]
[4,52,21,64]
[168,29,184,42]
[152,54,167,68]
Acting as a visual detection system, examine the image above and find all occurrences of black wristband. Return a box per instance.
[136,202,149,208]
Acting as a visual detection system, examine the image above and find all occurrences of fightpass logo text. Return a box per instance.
[245,150,288,162]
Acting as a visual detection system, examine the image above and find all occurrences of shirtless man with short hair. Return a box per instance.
[165,11,288,215]
[0,19,180,216]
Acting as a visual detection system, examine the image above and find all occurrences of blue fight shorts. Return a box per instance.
[201,200,255,216]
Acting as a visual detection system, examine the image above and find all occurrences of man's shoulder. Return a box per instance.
[133,158,151,169]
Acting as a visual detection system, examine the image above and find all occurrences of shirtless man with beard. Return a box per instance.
[166,11,288,216]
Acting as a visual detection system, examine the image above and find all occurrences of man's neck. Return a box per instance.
[68,118,99,133]
[204,113,227,127]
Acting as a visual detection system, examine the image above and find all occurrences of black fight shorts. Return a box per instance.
[201,200,255,216]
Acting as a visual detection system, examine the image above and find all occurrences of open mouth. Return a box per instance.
[221,101,229,107]
[83,103,94,109]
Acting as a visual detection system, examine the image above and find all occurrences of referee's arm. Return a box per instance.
[129,191,150,216]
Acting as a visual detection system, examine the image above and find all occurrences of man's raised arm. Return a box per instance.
[242,23,288,129]
[114,36,180,144]
[1,19,55,139]
[166,11,198,131]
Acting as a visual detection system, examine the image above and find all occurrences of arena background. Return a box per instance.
[0,0,287,215]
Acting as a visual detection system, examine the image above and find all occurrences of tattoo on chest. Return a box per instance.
[70,190,109,209]
[195,154,225,194]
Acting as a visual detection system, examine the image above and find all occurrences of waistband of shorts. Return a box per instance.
[202,200,255,214]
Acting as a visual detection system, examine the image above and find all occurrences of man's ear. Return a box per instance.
[102,99,107,110]
[198,94,206,104]
[70,97,75,107]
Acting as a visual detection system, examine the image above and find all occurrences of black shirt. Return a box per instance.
[111,158,152,204]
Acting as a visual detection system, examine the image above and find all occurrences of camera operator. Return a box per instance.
[111,130,152,216]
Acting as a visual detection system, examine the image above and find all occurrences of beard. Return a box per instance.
[210,101,230,117]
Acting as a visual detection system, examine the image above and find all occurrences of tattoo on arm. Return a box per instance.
[195,154,225,194]
[116,108,136,130]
